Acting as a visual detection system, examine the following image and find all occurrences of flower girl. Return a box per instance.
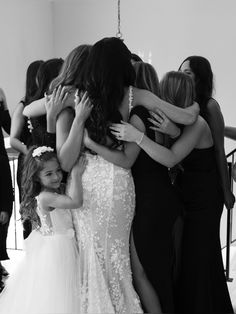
[0,146,86,314]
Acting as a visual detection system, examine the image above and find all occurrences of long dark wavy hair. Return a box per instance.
[179,56,214,118]
[84,37,135,146]
[27,58,64,105]
[20,146,58,226]
[24,60,44,105]
[49,44,92,93]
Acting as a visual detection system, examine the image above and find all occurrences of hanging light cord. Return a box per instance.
[116,0,123,40]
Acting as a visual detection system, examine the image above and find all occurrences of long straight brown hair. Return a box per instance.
[134,61,160,97]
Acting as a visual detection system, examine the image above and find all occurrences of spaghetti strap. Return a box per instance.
[128,86,133,114]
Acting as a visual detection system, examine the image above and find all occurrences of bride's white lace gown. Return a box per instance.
[69,153,143,313]
[0,201,80,314]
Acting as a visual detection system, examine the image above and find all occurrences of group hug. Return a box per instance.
[0,36,234,313]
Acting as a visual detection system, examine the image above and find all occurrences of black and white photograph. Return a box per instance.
[0,0,236,313]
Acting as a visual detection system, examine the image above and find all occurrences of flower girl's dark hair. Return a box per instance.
[20,146,57,226]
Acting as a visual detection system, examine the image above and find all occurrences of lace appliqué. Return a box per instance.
[38,212,54,235]
[35,197,54,236]
[70,154,143,313]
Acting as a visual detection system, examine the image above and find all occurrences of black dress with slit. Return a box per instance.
[131,106,183,313]
[175,146,233,313]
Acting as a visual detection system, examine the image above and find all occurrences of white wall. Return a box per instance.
[0,0,54,116]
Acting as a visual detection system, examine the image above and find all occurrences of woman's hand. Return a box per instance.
[0,211,9,225]
[110,121,143,143]
[224,189,235,210]
[148,109,180,138]
[74,91,93,123]
[45,85,69,119]
[72,154,87,177]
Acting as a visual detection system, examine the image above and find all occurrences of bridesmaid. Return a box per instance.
[179,56,235,211]
[130,62,183,313]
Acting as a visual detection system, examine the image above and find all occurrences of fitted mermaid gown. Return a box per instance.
[175,147,234,313]
[69,152,143,314]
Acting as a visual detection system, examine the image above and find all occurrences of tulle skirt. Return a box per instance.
[0,229,80,314]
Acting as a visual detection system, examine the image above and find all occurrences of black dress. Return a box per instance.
[131,106,183,313]
[0,105,13,262]
[30,115,56,149]
[16,101,32,203]
[175,147,234,313]
[16,101,33,239]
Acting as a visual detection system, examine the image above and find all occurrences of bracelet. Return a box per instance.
[136,132,144,145]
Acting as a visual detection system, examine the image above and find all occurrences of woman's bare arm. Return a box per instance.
[10,103,28,154]
[23,88,75,118]
[225,126,236,141]
[207,99,235,209]
[133,87,199,125]
[56,93,92,172]
[84,114,144,169]
[23,98,46,117]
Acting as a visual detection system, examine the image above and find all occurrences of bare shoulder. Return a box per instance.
[207,98,221,113]
[197,115,210,129]
[186,115,208,133]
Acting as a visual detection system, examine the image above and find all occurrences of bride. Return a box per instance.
[56,37,143,314]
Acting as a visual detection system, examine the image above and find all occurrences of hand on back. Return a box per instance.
[74,91,93,123]
[72,154,87,177]
[148,109,180,139]
[45,85,69,118]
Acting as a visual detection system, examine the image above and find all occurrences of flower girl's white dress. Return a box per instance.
[0,199,80,314]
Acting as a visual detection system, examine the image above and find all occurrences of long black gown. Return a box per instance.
[175,146,234,313]
[131,106,183,313]
[0,105,13,263]
[16,101,32,239]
